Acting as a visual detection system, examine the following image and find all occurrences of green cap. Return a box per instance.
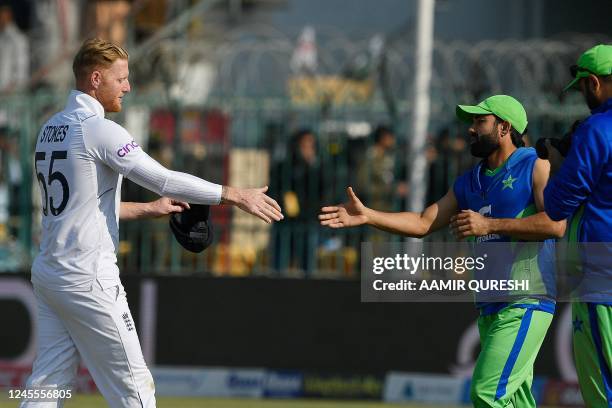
[456,94,528,134]
[564,44,612,91]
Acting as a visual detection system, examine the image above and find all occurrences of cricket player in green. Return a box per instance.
[544,44,612,408]
[320,95,566,407]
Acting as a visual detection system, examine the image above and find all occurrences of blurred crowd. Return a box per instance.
[0,0,138,95]
[263,123,475,276]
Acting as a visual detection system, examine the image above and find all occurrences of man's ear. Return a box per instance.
[499,120,511,137]
[587,74,600,93]
[91,70,102,89]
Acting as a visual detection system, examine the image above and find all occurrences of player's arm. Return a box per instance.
[126,155,283,223]
[84,120,282,223]
[544,122,607,221]
[319,187,458,238]
[119,198,190,220]
[450,159,566,240]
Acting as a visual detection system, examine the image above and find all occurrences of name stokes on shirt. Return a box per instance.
[40,125,69,144]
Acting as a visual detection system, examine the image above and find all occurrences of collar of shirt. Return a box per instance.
[591,97,612,115]
[65,90,105,118]
[472,147,525,192]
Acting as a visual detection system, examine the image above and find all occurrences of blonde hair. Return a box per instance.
[72,38,129,81]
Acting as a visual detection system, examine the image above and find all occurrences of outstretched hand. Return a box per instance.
[224,186,283,224]
[319,187,369,228]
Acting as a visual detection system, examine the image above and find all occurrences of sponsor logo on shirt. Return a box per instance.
[478,205,492,217]
[117,140,140,157]
[476,205,501,242]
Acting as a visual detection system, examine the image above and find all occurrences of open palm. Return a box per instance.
[319,187,369,228]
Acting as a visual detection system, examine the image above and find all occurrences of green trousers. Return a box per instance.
[572,302,612,408]
[471,303,553,408]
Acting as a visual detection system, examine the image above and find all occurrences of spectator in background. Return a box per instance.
[290,26,317,75]
[356,125,407,242]
[270,129,326,275]
[357,125,407,211]
[0,129,21,238]
[427,127,472,205]
[0,3,29,93]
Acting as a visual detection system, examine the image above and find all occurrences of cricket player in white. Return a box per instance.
[21,38,283,407]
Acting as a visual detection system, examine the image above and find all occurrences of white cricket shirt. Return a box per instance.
[32,91,148,290]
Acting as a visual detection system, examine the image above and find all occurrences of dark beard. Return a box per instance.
[470,131,500,158]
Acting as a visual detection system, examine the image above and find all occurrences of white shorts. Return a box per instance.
[21,279,156,408]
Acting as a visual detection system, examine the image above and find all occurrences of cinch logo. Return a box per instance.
[117,140,140,157]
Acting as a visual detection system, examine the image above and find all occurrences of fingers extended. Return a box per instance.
[261,204,282,222]
[320,218,340,226]
[254,209,272,224]
[263,194,282,212]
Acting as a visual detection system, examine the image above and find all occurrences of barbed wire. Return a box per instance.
[166,33,609,108]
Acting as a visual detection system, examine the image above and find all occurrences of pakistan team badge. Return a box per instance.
[502,174,517,190]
